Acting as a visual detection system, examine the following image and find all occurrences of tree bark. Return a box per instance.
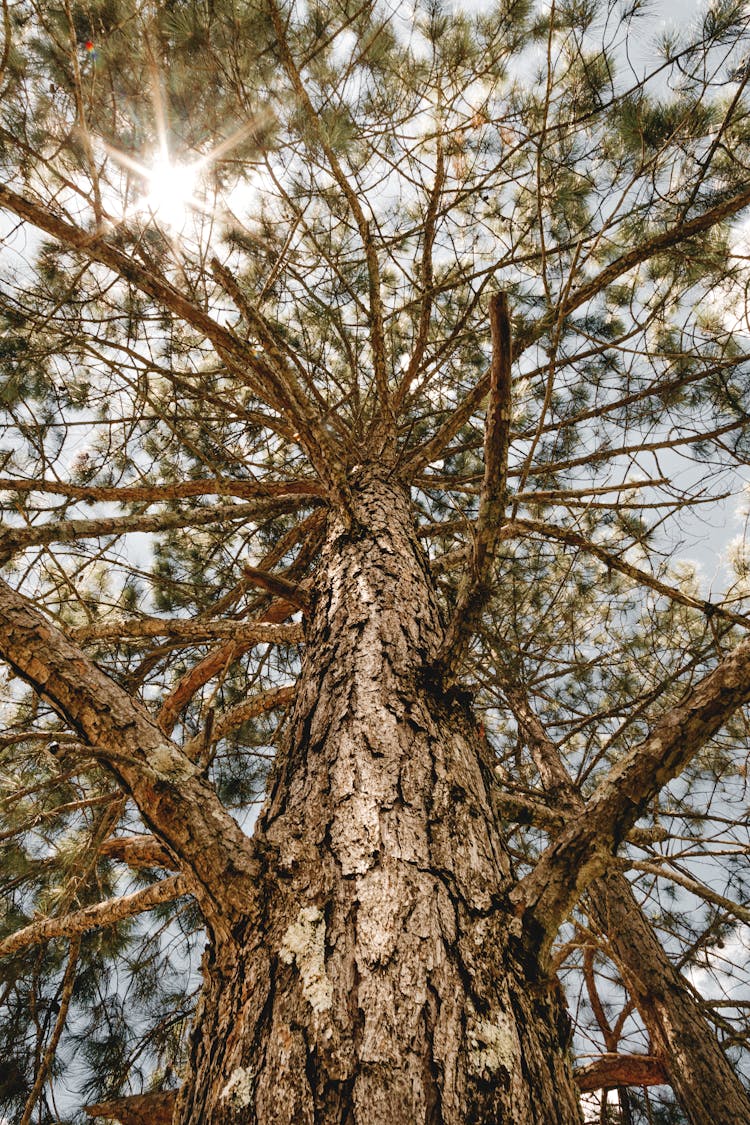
[175,469,583,1124]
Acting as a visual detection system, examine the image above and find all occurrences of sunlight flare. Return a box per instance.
[142,156,200,230]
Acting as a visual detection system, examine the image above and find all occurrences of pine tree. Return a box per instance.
[2,1,750,1122]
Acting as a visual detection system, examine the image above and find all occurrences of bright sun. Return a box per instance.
[142,157,200,231]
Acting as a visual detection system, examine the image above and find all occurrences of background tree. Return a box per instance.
[2,0,750,1122]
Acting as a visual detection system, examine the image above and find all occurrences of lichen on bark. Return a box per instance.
[220,1066,255,1110]
[279,905,333,1015]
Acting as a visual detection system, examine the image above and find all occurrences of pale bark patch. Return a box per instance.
[280,905,333,1014]
[220,1065,254,1109]
[467,1008,518,1079]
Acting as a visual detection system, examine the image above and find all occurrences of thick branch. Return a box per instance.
[85,1091,176,1125]
[0,501,285,563]
[0,578,265,937]
[0,876,187,957]
[0,476,323,503]
[71,619,303,646]
[512,632,750,956]
[157,600,300,736]
[98,834,177,869]
[243,565,310,610]
[492,787,666,848]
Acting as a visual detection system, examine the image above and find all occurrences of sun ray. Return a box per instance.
[95,48,273,238]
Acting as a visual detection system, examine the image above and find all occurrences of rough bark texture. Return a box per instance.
[174,469,583,1125]
[590,872,750,1125]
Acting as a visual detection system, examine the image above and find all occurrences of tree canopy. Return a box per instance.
[2,0,750,1121]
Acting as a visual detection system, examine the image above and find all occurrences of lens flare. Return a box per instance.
[143,158,200,231]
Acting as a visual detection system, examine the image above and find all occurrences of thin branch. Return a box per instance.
[268,0,394,440]
[0,0,11,92]
[424,514,750,633]
[393,122,446,409]
[512,517,750,632]
[628,859,750,926]
[404,178,750,474]
[19,935,81,1125]
[183,684,296,760]
[0,182,351,509]
[0,877,187,958]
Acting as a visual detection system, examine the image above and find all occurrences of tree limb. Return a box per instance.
[0,476,324,503]
[85,1090,176,1124]
[0,876,187,958]
[242,565,310,610]
[0,501,288,564]
[0,578,266,937]
[512,632,750,959]
[498,678,750,1115]
[98,834,177,869]
[71,619,303,646]
[492,786,666,848]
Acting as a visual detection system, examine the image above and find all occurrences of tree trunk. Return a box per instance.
[590,871,750,1125]
[174,469,582,1124]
